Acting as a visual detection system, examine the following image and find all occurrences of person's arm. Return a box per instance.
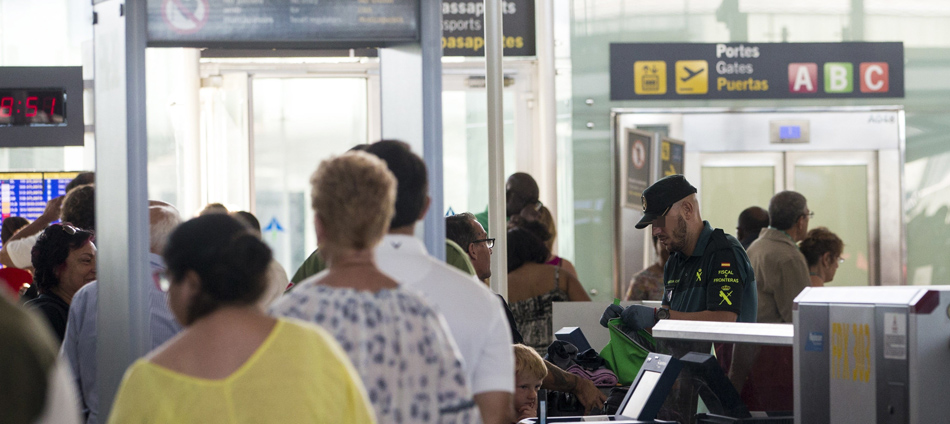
[776,257,811,323]
[541,360,606,414]
[472,297,516,423]
[10,196,63,242]
[0,248,14,268]
[559,258,579,280]
[60,290,87,417]
[668,309,737,322]
[474,391,514,424]
[564,272,591,302]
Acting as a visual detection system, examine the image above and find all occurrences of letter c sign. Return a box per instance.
[860,62,889,93]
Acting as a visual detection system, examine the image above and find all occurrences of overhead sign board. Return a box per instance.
[610,42,904,100]
[147,0,419,48]
[441,0,535,57]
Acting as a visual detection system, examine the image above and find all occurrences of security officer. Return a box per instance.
[602,174,756,330]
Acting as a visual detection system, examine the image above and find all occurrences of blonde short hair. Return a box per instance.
[310,152,397,258]
[513,344,548,381]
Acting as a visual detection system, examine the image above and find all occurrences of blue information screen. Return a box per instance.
[0,171,79,249]
[780,125,802,139]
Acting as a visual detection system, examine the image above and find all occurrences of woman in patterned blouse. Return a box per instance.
[271,152,479,424]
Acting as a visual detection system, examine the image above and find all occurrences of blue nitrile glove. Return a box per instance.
[620,304,657,330]
[600,304,624,327]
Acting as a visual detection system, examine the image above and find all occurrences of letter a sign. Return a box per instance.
[789,63,817,93]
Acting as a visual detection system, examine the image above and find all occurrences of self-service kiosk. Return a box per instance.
[794,286,950,424]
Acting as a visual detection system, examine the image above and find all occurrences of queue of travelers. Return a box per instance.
[0,141,848,423]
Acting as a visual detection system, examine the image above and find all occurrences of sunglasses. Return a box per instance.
[56,223,80,235]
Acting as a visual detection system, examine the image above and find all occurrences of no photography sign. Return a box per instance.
[162,0,209,35]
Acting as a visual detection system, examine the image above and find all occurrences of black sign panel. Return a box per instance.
[441,0,535,57]
[147,0,419,48]
[625,130,652,208]
[0,67,83,148]
[610,42,904,100]
[659,138,684,179]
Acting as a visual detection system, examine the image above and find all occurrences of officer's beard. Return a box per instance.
[669,214,688,253]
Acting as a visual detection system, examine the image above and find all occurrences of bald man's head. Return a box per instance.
[150,203,182,254]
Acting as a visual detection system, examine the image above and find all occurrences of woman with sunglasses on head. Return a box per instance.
[507,223,590,356]
[25,223,96,343]
[107,214,375,424]
[799,227,845,287]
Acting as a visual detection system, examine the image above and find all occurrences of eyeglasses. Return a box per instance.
[471,238,495,249]
[803,211,815,219]
[837,257,845,264]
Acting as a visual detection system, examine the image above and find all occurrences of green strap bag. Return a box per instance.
[599,318,656,385]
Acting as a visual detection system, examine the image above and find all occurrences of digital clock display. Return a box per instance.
[0,88,66,127]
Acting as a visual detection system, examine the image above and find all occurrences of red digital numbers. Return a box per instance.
[0,97,11,118]
[43,97,56,117]
[25,96,38,118]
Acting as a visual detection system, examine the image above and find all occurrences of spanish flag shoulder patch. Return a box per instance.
[720,262,731,268]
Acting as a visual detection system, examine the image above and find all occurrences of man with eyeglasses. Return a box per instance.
[446,211,609,415]
[446,212,495,282]
[747,190,812,325]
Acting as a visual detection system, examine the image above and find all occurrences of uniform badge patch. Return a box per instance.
[720,262,731,268]
[719,289,734,306]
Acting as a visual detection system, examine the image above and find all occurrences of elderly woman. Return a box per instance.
[107,214,375,423]
[272,152,478,424]
[507,225,590,355]
[799,227,845,287]
[25,223,96,342]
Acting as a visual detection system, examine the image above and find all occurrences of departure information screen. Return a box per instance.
[0,172,80,249]
[0,89,67,127]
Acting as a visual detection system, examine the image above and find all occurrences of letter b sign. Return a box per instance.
[824,63,853,93]
[860,62,889,93]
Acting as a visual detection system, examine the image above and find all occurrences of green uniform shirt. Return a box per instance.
[290,249,326,285]
[662,221,757,323]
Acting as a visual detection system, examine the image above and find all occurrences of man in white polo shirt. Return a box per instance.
[366,140,515,423]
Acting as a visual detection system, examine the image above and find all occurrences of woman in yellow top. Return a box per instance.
[107,214,375,423]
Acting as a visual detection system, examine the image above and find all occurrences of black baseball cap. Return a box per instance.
[635,175,697,229]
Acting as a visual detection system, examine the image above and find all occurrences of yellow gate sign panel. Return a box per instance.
[675,60,708,94]
[634,61,667,95]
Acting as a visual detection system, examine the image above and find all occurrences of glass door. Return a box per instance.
[441,71,524,226]
[697,153,784,238]
[696,151,879,287]
[200,72,252,212]
[251,77,370,274]
[786,151,878,287]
